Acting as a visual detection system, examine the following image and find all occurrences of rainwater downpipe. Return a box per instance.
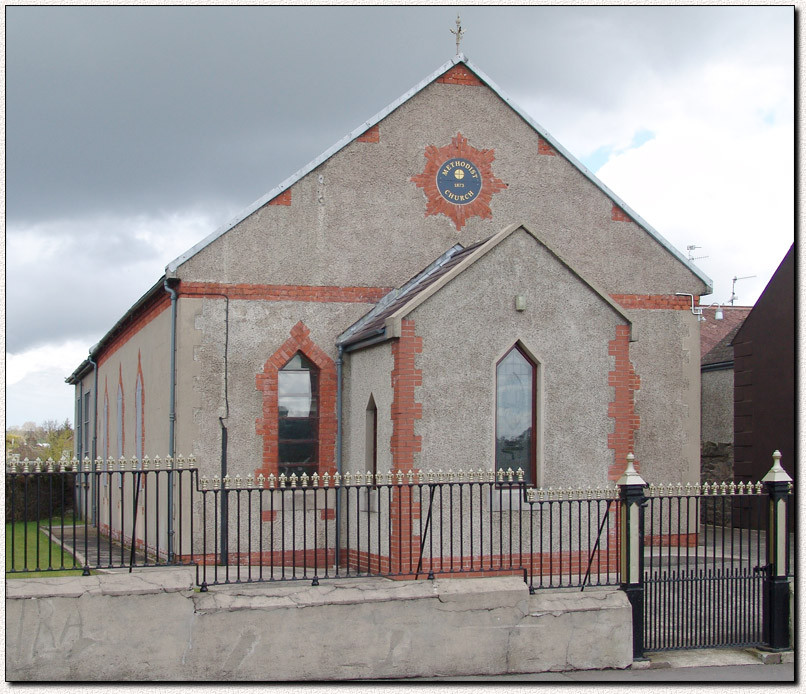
[164,280,178,562]
[335,344,344,569]
[89,354,99,525]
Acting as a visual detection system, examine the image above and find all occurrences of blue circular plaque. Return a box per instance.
[436,158,482,205]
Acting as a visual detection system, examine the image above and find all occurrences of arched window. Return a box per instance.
[278,352,319,478]
[495,345,537,484]
[365,394,378,481]
[135,371,144,461]
[116,381,124,459]
[103,389,109,461]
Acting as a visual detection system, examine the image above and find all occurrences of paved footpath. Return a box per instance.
[366,649,796,683]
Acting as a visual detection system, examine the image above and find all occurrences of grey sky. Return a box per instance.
[5,5,795,426]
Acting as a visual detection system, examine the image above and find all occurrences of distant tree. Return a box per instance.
[5,420,74,463]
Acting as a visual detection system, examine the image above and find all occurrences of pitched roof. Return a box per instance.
[339,222,632,351]
[700,306,751,359]
[701,322,743,368]
[165,54,711,292]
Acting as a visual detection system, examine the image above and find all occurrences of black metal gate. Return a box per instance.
[641,482,792,651]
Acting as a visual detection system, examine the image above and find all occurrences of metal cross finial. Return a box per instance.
[451,14,464,55]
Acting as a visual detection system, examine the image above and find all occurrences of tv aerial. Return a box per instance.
[729,275,756,306]
[686,245,708,262]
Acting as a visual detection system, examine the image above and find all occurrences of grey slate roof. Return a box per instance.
[338,239,487,349]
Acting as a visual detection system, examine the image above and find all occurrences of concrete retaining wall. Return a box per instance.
[6,569,633,681]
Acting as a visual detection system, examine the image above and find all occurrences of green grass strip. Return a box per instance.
[5,518,86,578]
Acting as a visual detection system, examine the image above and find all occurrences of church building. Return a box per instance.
[67,55,710,528]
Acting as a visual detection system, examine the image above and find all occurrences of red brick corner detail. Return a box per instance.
[255,321,337,480]
[357,124,380,143]
[611,204,632,222]
[269,189,292,206]
[610,294,692,311]
[437,64,484,87]
[537,136,556,156]
[390,319,423,472]
[608,325,641,481]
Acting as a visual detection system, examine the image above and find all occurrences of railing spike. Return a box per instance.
[300,472,309,488]
[343,471,352,486]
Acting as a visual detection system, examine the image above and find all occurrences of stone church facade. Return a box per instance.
[67,55,710,530]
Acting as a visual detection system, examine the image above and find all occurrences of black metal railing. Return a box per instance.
[5,456,196,575]
[641,481,794,652]
[7,453,794,656]
[193,469,622,592]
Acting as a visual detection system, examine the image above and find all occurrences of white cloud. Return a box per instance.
[515,28,793,306]
[6,208,234,425]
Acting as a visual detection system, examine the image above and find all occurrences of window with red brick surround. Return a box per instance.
[255,322,337,481]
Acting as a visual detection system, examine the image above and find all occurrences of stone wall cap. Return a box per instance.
[5,567,195,599]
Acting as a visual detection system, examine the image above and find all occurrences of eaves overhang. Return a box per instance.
[65,276,172,384]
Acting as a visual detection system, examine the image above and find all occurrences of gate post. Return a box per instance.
[761,450,792,650]
[618,453,647,660]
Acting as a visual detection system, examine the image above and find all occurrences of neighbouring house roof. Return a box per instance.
[701,322,744,371]
[699,306,751,359]
[339,222,632,351]
[164,54,711,292]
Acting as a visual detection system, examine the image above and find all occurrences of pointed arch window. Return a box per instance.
[116,382,124,459]
[495,345,537,485]
[135,372,144,461]
[365,394,378,483]
[278,352,319,478]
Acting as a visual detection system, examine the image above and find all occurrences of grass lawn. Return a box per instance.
[6,517,87,578]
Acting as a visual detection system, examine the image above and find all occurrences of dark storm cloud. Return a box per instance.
[7,5,788,225]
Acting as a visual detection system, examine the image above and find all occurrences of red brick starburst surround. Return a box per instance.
[255,322,337,480]
[411,133,507,230]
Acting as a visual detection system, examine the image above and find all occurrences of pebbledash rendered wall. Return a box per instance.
[5,570,633,681]
[167,65,706,487]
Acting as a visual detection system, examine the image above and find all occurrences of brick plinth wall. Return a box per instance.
[608,325,641,481]
[255,322,337,481]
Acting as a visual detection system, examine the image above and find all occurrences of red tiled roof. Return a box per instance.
[700,306,751,359]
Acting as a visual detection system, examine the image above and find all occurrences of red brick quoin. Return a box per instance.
[390,319,423,472]
[437,64,484,86]
[608,325,641,482]
[268,189,292,206]
[356,124,380,143]
[537,136,556,156]
[611,204,632,223]
[255,322,337,481]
